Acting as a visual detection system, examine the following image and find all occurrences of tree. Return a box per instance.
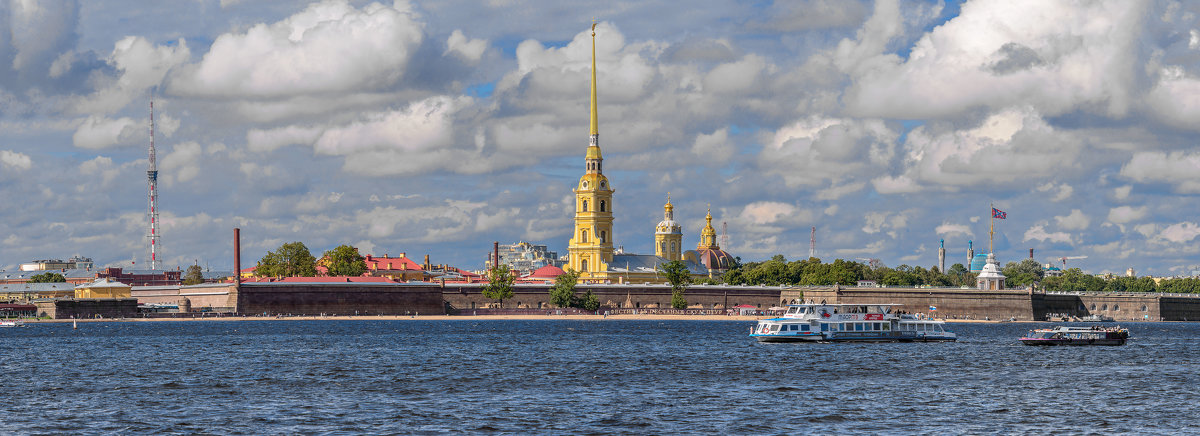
[321,245,367,276]
[549,269,581,308]
[482,264,515,308]
[1002,259,1045,288]
[29,272,66,283]
[182,265,204,285]
[578,289,600,311]
[256,242,318,277]
[659,260,692,309]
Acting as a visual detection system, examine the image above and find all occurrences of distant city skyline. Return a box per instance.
[1,0,1198,276]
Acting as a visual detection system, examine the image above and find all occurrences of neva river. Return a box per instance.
[3,320,1199,434]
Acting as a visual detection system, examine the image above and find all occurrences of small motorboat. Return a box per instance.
[1019,326,1128,346]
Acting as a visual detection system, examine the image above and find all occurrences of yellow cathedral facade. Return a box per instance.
[566,24,734,284]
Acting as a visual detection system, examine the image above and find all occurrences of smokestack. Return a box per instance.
[493,241,500,270]
[234,228,241,286]
[1029,248,1034,259]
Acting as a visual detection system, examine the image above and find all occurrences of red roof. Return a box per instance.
[525,265,565,279]
[242,276,396,283]
[364,255,422,271]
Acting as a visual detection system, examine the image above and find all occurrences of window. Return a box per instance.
[581,259,588,272]
[800,325,810,332]
[600,231,606,243]
[660,242,666,253]
[670,242,676,253]
[1142,305,1148,311]
[581,230,588,243]
[582,200,588,212]
[600,181,606,188]
[1113,304,1120,311]
[599,200,606,212]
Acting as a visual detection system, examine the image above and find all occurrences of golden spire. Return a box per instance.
[664,192,673,214]
[589,21,598,136]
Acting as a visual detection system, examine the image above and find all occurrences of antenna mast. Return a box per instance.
[147,100,160,270]
[720,221,729,248]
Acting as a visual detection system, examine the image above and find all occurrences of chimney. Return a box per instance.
[1029,248,1034,259]
[234,228,241,287]
[493,241,500,270]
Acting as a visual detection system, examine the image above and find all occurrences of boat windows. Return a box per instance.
[821,323,830,332]
[769,325,780,332]
[800,325,810,332]
[873,323,882,331]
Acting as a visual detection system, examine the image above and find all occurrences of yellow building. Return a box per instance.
[74,278,132,299]
[654,194,683,261]
[567,23,616,282]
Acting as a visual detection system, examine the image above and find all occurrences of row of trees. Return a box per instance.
[254,242,367,277]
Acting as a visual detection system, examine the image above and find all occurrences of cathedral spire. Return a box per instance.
[589,21,598,139]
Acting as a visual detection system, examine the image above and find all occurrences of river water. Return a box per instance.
[2,320,1197,434]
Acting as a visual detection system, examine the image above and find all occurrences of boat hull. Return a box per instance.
[1019,338,1126,346]
[752,332,956,343]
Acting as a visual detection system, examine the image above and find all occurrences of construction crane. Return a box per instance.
[856,258,883,269]
[1059,255,1087,269]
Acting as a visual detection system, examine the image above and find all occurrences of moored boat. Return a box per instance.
[1019,326,1128,346]
[749,303,956,343]
[0,319,25,328]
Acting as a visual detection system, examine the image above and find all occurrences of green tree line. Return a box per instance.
[719,255,1200,294]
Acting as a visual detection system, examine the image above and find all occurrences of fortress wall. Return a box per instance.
[34,298,139,319]
[235,283,444,315]
[441,284,782,311]
[800,287,1036,320]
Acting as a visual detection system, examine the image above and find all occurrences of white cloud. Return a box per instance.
[73,36,191,115]
[159,141,204,184]
[842,0,1144,119]
[1119,151,1200,194]
[444,29,487,63]
[760,116,896,190]
[170,0,423,98]
[935,222,972,237]
[1023,225,1071,244]
[1107,206,1147,224]
[1054,209,1090,231]
[1113,185,1132,200]
[883,107,1082,190]
[0,150,32,170]
[1157,222,1200,244]
[690,128,733,163]
[72,116,140,149]
[862,211,907,238]
[1036,182,1075,202]
[740,201,797,225]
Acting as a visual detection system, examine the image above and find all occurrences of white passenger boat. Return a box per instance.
[0,319,25,328]
[749,303,956,343]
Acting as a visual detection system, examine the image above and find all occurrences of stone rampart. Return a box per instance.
[792,286,1200,321]
[235,282,443,315]
[34,298,139,319]
[442,283,782,311]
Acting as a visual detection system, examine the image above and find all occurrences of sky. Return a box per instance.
[1,0,1199,276]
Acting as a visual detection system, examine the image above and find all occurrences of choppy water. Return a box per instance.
[2,320,1198,434]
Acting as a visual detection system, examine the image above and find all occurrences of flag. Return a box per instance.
[992,208,1007,219]
[929,305,937,311]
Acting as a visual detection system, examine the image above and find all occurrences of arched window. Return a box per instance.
[599,200,606,212]
[581,230,588,243]
[581,259,588,272]
[600,231,606,243]
[660,242,666,253]
[670,242,676,253]
[582,200,588,212]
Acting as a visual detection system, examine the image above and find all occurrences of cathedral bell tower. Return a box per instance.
[654,193,682,261]
[567,23,614,280]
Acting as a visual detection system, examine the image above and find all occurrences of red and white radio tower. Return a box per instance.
[147,100,161,270]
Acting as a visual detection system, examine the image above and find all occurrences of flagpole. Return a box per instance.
[989,202,994,255]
